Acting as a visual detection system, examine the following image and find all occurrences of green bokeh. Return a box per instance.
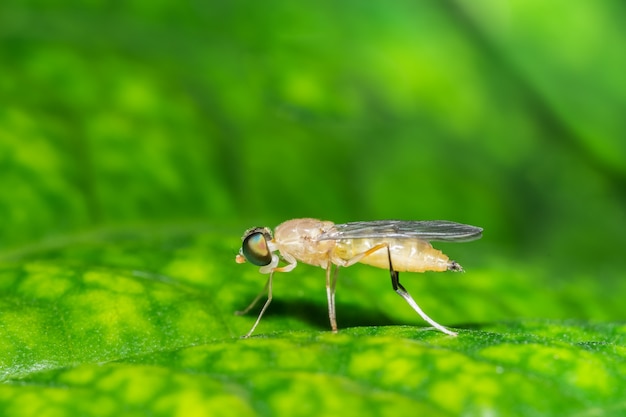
[2,1,624,267]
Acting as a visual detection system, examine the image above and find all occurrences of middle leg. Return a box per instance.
[325,261,340,332]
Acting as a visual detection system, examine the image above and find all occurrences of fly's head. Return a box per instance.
[236,227,277,272]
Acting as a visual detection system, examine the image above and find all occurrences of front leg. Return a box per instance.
[237,253,299,338]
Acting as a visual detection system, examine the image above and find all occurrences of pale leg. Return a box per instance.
[385,246,457,336]
[240,272,274,338]
[325,262,340,332]
[336,243,457,336]
[235,279,269,316]
[236,256,297,338]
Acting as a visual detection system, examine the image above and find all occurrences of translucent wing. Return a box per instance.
[318,220,483,242]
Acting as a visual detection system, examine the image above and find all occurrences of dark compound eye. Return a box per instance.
[241,232,272,266]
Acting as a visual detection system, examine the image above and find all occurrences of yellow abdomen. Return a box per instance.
[333,238,452,272]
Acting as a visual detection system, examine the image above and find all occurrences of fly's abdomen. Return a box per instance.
[334,238,454,272]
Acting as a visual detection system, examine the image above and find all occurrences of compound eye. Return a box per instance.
[241,232,272,266]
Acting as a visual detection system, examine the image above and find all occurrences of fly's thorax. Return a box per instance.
[334,237,452,272]
[273,218,336,267]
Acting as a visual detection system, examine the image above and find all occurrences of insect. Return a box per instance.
[235,218,483,338]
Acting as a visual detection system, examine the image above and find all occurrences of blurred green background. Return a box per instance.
[1,0,625,320]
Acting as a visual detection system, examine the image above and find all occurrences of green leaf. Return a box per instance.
[3,314,626,416]
[1,229,625,416]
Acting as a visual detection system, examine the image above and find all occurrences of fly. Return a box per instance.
[235,218,483,338]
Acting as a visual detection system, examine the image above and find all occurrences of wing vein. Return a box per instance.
[317,220,483,242]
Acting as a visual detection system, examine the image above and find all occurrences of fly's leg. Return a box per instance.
[330,243,457,336]
[326,244,389,333]
[235,279,269,316]
[236,257,296,338]
[325,261,340,332]
[240,272,274,338]
[386,246,458,337]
